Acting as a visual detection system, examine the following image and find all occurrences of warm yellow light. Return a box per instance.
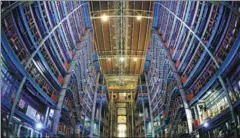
[120,57,125,62]
[136,15,142,20]
[133,57,138,62]
[117,124,126,131]
[101,14,108,22]
[107,58,111,61]
[118,132,126,137]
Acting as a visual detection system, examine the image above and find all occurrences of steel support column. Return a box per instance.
[218,77,238,137]
[52,30,91,135]
[98,78,104,137]
[131,91,134,137]
[8,77,26,125]
[98,100,102,137]
[7,4,89,129]
[103,111,105,136]
[152,26,238,134]
[152,29,193,133]
[110,91,113,137]
[6,0,80,123]
[139,77,147,137]
[44,107,50,126]
[153,2,239,128]
[144,73,155,137]
[90,72,100,137]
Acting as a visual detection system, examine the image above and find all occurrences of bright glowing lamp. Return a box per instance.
[136,15,142,20]
[101,14,108,22]
[203,121,209,128]
[120,57,125,62]
[36,122,43,130]
[133,57,138,62]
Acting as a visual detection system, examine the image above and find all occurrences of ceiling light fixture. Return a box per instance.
[133,57,138,62]
[101,14,108,22]
[136,15,142,21]
[120,57,125,62]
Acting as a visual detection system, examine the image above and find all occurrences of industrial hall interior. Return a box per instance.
[1,1,240,138]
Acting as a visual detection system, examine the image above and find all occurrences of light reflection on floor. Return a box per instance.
[117,124,127,137]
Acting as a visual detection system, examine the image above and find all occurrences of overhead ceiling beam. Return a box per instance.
[107,1,114,74]
[106,79,138,82]
[91,15,152,20]
[135,1,143,74]
[140,1,152,74]
[97,50,146,54]
[98,54,145,59]
[129,1,135,75]
[108,89,136,92]
[104,74,139,77]
[99,1,109,74]
[90,9,152,17]
[108,88,137,91]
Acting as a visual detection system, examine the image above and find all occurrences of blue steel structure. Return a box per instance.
[1,1,108,137]
[139,1,240,138]
[1,1,240,138]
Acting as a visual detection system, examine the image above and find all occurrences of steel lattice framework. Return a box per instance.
[90,1,153,91]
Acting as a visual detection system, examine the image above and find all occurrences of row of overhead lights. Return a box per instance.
[107,57,138,62]
[101,14,142,22]
[101,14,141,62]
[102,14,140,63]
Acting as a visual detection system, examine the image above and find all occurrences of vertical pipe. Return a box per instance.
[44,107,50,126]
[8,77,27,124]
[218,77,238,137]
[152,29,193,133]
[140,76,147,137]
[98,102,101,137]
[145,73,155,137]
[8,77,27,138]
[103,77,105,136]
[52,30,90,135]
[52,60,77,135]
[192,106,197,130]
[103,110,105,136]
[226,78,237,101]
[98,98,102,137]
[131,91,134,137]
[90,72,100,137]
[98,77,104,137]
[110,91,113,137]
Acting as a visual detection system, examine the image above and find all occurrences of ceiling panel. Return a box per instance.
[90,1,153,93]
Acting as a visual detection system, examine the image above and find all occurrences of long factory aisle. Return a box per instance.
[1,1,240,138]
